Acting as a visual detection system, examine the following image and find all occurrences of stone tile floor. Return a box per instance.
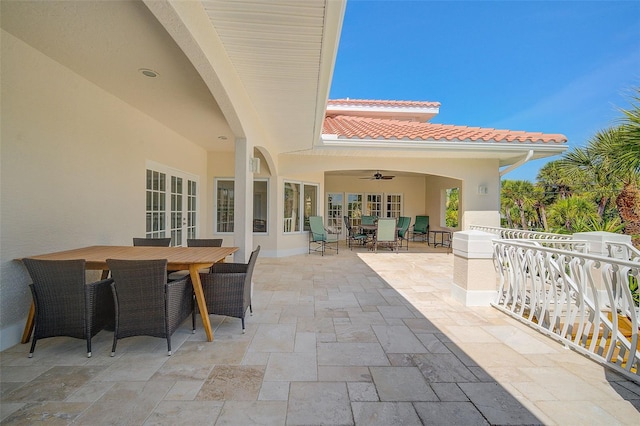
[1,242,640,425]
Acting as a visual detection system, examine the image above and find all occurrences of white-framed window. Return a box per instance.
[284,181,300,233]
[216,179,235,233]
[365,193,382,217]
[215,178,269,234]
[303,184,318,232]
[284,181,318,233]
[346,193,364,228]
[146,169,166,239]
[337,192,403,225]
[146,162,198,246]
[385,193,403,218]
[326,192,344,234]
[253,179,268,233]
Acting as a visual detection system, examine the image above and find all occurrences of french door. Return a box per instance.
[326,193,344,235]
[146,163,198,246]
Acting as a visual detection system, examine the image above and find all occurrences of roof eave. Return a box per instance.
[312,135,567,164]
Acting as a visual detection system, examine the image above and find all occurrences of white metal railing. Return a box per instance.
[607,241,640,263]
[492,239,640,381]
[470,225,571,241]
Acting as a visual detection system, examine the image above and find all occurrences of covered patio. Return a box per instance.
[2,242,639,424]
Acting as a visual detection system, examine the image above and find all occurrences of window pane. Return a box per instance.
[327,192,343,233]
[216,180,234,233]
[284,182,300,232]
[253,180,268,233]
[303,184,317,232]
[347,193,363,227]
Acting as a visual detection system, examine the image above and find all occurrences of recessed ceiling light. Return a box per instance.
[139,68,159,78]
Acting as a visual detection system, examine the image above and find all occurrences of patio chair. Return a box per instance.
[308,216,339,256]
[361,215,377,237]
[132,237,171,247]
[343,216,368,249]
[397,216,411,250]
[107,258,194,356]
[371,217,399,252]
[199,246,260,333]
[411,215,429,242]
[187,238,223,247]
[361,215,376,225]
[22,258,114,358]
[181,238,224,276]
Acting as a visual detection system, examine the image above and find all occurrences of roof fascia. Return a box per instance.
[326,105,439,122]
[319,135,567,151]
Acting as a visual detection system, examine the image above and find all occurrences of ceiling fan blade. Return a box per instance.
[381,176,395,180]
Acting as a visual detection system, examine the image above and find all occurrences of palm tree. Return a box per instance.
[501,180,535,230]
[532,185,549,231]
[590,89,640,237]
[536,160,573,202]
[547,195,598,233]
[559,134,620,219]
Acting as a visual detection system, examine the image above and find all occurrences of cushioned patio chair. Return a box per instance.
[132,237,171,247]
[199,246,260,333]
[22,258,114,358]
[107,258,194,356]
[370,218,399,252]
[308,216,339,256]
[361,215,376,226]
[411,215,429,242]
[343,216,368,249]
[397,216,411,250]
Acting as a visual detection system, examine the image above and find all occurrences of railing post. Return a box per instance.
[573,231,632,256]
[573,231,632,303]
[451,230,497,306]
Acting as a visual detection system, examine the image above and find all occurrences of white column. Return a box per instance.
[573,231,632,257]
[234,137,253,262]
[573,231,632,303]
[451,230,497,306]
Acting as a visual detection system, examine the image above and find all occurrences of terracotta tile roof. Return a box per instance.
[323,115,567,144]
[328,99,441,109]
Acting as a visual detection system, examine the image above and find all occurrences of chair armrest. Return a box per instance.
[199,272,245,288]
[166,276,191,291]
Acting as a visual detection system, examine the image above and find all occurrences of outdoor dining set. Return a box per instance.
[18,238,260,359]
[309,214,452,255]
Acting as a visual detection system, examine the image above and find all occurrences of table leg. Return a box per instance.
[21,302,35,344]
[190,265,214,342]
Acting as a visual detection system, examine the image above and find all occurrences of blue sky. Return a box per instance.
[329,0,640,181]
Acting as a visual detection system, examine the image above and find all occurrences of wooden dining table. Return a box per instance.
[18,245,239,343]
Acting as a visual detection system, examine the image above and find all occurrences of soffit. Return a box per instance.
[1,0,340,153]
[1,0,235,151]
[201,0,335,152]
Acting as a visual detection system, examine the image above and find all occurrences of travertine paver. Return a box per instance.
[2,242,639,425]
[286,382,352,425]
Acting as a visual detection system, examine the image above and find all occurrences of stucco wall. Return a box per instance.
[0,31,207,350]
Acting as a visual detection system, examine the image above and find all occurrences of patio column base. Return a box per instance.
[451,230,497,307]
[450,284,497,306]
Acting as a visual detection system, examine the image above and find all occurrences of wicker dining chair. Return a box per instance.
[107,258,194,356]
[198,246,260,333]
[132,237,171,247]
[187,238,223,247]
[22,258,114,358]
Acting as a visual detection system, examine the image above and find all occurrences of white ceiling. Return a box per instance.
[1,0,342,152]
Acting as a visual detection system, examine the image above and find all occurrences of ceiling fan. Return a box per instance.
[360,170,395,180]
